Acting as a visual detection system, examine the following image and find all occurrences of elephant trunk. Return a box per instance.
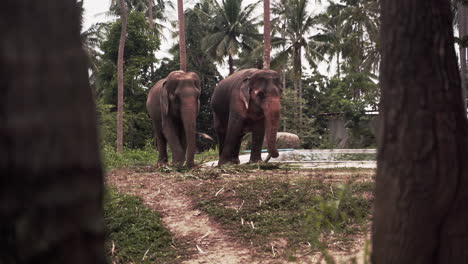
[263,97,280,159]
[181,98,197,167]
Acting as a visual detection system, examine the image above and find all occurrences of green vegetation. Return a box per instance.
[101,143,158,171]
[104,189,184,263]
[189,176,373,257]
[101,145,220,171]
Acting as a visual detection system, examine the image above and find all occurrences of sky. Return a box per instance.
[82,0,328,77]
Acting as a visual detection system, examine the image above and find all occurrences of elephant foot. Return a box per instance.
[248,158,263,164]
[218,158,240,166]
[156,160,168,168]
[184,161,195,168]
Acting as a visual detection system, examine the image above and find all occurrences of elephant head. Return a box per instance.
[240,69,282,158]
[160,71,200,166]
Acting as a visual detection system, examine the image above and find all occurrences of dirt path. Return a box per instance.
[107,168,372,264]
[107,169,272,264]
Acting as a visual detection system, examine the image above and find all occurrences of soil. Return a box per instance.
[106,167,374,264]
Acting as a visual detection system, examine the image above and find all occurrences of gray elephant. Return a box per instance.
[146,71,201,167]
[211,68,282,165]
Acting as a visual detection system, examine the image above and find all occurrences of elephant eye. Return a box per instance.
[257,91,265,99]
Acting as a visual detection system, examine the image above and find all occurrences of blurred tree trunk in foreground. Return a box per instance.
[0,1,106,263]
[373,0,468,263]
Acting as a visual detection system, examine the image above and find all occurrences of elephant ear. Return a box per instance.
[160,80,169,127]
[240,77,251,110]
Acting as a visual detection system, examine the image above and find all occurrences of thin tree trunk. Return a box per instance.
[0,1,105,263]
[116,0,127,153]
[372,0,468,262]
[263,0,271,69]
[292,47,299,124]
[178,0,187,72]
[298,48,303,132]
[148,0,154,30]
[282,69,287,131]
[228,54,234,75]
[337,53,340,78]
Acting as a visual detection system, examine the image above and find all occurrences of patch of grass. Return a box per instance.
[189,177,373,257]
[102,143,158,171]
[195,148,219,164]
[104,188,184,263]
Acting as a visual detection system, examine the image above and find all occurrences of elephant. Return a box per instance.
[146,70,201,167]
[211,68,282,165]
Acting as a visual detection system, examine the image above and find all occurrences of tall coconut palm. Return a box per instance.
[114,0,128,153]
[109,0,173,36]
[148,0,154,29]
[178,0,187,71]
[271,0,322,128]
[202,0,261,75]
[263,0,271,69]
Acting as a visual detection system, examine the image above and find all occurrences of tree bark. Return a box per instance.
[148,0,154,30]
[178,0,187,72]
[116,0,127,153]
[263,0,271,69]
[228,54,234,75]
[0,1,105,263]
[372,0,468,263]
[298,48,303,132]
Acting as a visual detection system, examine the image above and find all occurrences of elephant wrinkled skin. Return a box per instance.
[146,71,201,167]
[211,68,282,166]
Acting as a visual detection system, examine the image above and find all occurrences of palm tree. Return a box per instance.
[114,0,128,153]
[148,0,154,29]
[263,0,271,69]
[178,0,187,71]
[202,0,261,75]
[271,0,321,128]
[109,0,173,36]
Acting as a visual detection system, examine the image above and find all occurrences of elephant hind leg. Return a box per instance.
[155,129,168,165]
[214,113,226,156]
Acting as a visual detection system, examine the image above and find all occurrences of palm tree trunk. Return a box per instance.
[0,1,105,262]
[228,54,234,75]
[337,53,341,78]
[298,48,303,132]
[116,0,127,153]
[282,69,287,131]
[148,0,154,30]
[263,0,271,69]
[178,0,187,72]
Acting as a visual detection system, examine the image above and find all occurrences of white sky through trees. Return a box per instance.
[82,0,327,77]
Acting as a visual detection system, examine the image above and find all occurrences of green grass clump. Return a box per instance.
[190,178,372,254]
[104,189,182,263]
[102,143,158,171]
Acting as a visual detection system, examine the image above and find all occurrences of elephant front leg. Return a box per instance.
[219,115,244,166]
[162,121,185,166]
[249,121,265,163]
